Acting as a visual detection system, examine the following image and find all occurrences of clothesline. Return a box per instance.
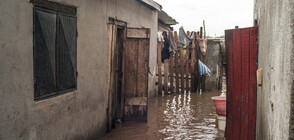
[159,26,211,77]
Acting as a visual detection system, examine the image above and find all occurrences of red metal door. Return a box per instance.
[225,27,258,140]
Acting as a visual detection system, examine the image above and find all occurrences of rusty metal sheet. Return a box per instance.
[248,27,258,140]
[225,27,258,140]
[240,28,250,140]
[225,29,233,139]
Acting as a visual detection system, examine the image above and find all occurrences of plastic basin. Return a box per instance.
[211,96,226,116]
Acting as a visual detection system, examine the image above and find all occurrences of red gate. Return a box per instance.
[225,27,258,140]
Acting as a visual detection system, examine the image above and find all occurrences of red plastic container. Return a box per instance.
[211,96,226,116]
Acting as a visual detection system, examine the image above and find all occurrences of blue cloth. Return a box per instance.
[198,60,211,76]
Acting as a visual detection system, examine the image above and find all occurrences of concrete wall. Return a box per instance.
[0,0,158,139]
[205,39,223,91]
[254,0,294,139]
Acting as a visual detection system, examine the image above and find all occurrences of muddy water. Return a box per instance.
[104,91,224,140]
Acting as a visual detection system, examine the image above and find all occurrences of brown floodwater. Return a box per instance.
[103,91,224,140]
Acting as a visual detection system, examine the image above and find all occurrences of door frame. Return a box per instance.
[106,18,127,131]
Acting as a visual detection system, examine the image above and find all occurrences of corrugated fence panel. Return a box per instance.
[233,28,242,139]
[225,27,258,140]
[240,28,250,140]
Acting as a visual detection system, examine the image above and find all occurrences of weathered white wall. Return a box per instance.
[254,0,294,139]
[0,0,158,139]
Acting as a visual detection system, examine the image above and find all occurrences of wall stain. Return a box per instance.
[270,101,274,112]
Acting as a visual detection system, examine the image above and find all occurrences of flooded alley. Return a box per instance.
[104,91,224,140]
[3,0,294,139]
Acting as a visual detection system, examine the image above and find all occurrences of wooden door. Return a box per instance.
[124,28,150,121]
[225,27,258,140]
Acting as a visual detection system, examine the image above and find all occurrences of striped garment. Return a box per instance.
[198,60,211,76]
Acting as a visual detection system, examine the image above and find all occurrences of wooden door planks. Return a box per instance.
[124,28,150,121]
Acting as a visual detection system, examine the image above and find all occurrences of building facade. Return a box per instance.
[0,0,160,139]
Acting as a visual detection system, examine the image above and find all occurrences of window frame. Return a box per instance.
[33,6,77,100]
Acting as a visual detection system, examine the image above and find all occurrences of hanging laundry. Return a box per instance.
[161,31,170,62]
[178,26,195,47]
[168,31,177,54]
[196,33,208,56]
[157,32,164,42]
[198,38,207,56]
[198,60,211,76]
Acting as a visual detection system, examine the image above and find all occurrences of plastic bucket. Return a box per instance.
[211,96,226,116]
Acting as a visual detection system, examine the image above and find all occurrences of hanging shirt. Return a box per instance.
[196,33,208,56]
[178,26,195,47]
[168,31,177,54]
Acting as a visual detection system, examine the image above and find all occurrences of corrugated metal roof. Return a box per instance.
[158,10,178,25]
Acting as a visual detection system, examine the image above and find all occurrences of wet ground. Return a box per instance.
[103,91,224,140]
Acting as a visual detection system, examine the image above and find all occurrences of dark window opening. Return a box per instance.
[33,7,77,100]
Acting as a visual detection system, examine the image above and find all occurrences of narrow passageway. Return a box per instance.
[104,91,224,140]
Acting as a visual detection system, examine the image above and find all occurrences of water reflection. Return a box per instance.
[159,91,220,139]
[104,91,224,140]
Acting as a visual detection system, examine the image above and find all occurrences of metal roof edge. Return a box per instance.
[137,0,162,11]
[158,10,178,25]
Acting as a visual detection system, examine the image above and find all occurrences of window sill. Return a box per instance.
[33,90,77,110]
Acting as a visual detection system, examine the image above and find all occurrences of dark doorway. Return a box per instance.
[107,23,126,132]
[113,27,124,122]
